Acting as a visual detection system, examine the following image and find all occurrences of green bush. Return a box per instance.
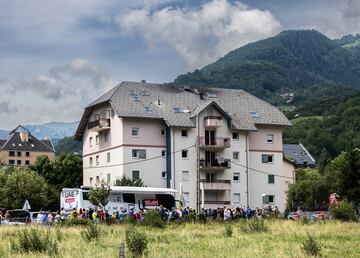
[62,218,91,226]
[10,228,58,256]
[225,224,233,237]
[302,233,321,256]
[239,219,268,233]
[142,209,165,228]
[81,223,102,242]
[330,201,357,221]
[125,228,148,256]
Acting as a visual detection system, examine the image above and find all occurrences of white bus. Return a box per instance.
[60,186,176,213]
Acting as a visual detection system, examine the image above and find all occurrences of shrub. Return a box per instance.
[239,219,268,233]
[302,233,321,256]
[62,218,91,226]
[81,223,102,242]
[330,201,357,221]
[125,228,148,256]
[225,224,233,237]
[142,209,165,228]
[10,228,58,256]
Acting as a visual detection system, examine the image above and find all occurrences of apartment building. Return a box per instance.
[0,125,55,166]
[75,81,292,211]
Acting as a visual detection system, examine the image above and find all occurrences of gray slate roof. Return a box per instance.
[283,144,316,168]
[0,126,55,153]
[75,81,291,140]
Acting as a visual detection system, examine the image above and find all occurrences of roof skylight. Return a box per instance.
[133,96,141,102]
[173,107,182,113]
[207,92,217,98]
[250,111,260,118]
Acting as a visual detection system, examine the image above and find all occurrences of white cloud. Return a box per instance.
[116,0,282,69]
[340,0,360,28]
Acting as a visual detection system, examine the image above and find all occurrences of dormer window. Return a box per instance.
[250,111,260,118]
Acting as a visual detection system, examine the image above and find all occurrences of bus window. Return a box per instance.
[123,193,135,204]
[83,192,89,201]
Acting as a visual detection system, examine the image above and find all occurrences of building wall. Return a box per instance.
[0,150,55,166]
[248,125,287,211]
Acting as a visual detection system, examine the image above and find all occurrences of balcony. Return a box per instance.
[88,118,110,132]
[204,116,222,128]
[200,179,231,190]
[199,158,231,170]
[199,137,230,149]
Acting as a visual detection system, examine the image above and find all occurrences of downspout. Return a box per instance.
[166,126,171,188]
[246,132,249,207]
[197,115,200,211]
[172,128,176,190]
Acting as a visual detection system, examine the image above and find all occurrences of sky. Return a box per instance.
[0,0,359,129]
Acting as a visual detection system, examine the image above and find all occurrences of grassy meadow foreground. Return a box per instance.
[0,220,359,258]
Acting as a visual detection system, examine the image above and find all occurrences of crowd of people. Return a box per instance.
[0,205,282,226]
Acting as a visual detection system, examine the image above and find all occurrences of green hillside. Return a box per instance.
[175,30,360,105]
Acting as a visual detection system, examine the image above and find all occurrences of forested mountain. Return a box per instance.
[175,30,360,105]
[174,30,360,160]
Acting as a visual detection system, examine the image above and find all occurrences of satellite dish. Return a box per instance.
[22,200,31,210]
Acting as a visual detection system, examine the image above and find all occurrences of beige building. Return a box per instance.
[75,81,294,211]
[0,125,55,166]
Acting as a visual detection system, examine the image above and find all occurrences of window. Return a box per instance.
[25,152,30,157]
[264,195,275,204]
[131,127,139,137]
[233,172,240,182]
[161,129,165,136]
[89,137,93,147]
[17,160,21,165]
[173,107,182,113]
[181,150,188,158]
[268,175,275,184]
[123,193,135,204]
[161,150,166,157]
[206,173,215,181]
[233,193,240,203]
[162,171,167,179]
[96,176,100,183]
[107,152,111,163]
[184,192,190,202]
[17,151,21,157]
[104,132,109,143]
[206,92,217,98]
[233,152,239,160]
[96,135,99,145]
[9,151,15,157]
[181,130,188,137]
[232,132,239,140]
[132,149,146,159]
[89,157,93,167]
[9,160,15,165]
[182,171,189,181]
[25,160,30,165]
[267,134,274,143]
[262,154,274,163]
[89,177,93,185]
[107,173,111,184]
[96,155,99,166]
[132,171,140,180]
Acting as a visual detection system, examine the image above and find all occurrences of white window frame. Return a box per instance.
[264,195,275,204]
[267,134,274,144]
[233,193,240,203]
[182,171,189,181]
[132,170,140,180]
[89,137,93,147]
[131,127,139,137]
[233,151,239,160]
[107,152,111,163]
[96,135,99,145]
[233,172,240,182]
[162,171,167,179]
[132,149,146,159]
[262,154,274,164]
[181,130,188,137]
[232,132,239,140]
[89,157,93,167]
[181,150,188,159]
[268,174,275,184]
[96,155,99,166]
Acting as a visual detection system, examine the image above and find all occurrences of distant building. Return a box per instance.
[0,125,55,166]
[75,81,293,211]
[283,143,316,168]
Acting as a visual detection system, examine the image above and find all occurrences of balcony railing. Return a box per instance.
[199,137,230,149]
[200,179,231,190]
[199,159,231,170]
[204,116,222,127]
[88,118,110,132]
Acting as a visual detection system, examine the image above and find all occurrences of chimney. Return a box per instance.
[157,99,161,105]
[199,92,204,100]
[19,132,29,142]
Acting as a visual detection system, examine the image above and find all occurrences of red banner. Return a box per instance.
[144,198,159,206]
[65,198,75,203]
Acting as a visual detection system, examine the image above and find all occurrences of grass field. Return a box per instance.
[0,220,359,258]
